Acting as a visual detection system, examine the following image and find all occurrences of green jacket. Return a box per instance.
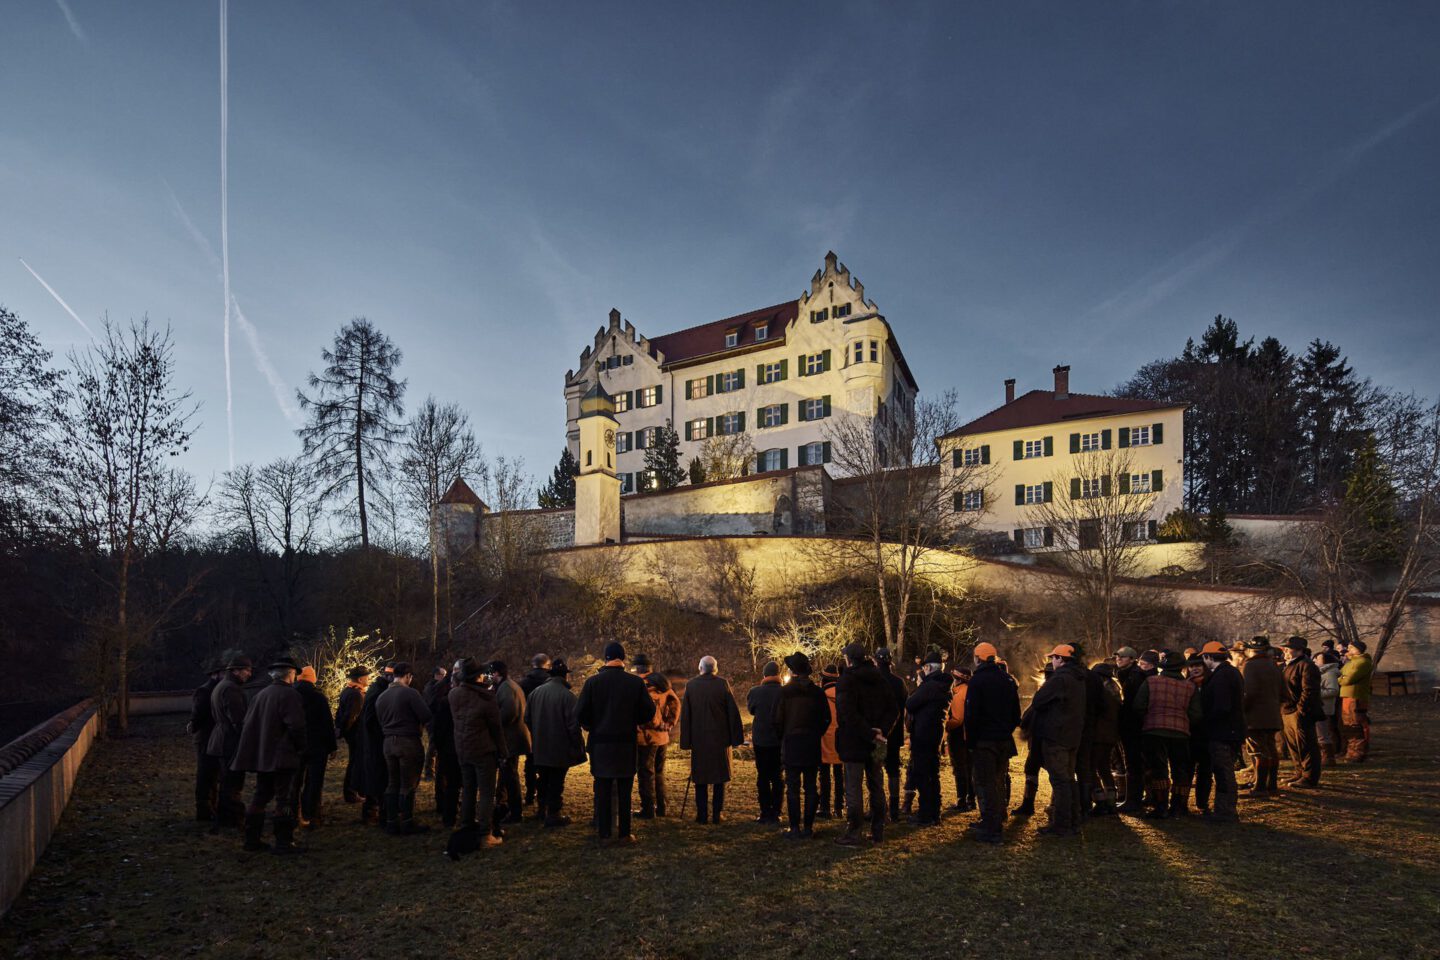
[1339,653,1374,702]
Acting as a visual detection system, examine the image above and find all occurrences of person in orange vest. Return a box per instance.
[817,664,843,819]
[636,672,680,818]
[945,666,974,812]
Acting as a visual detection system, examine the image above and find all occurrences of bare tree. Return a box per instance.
[822,390,991,660]
[1026,449,1161,650]
[476,457,547,606]
[58,319,198,731]
[399,397,483,650]
[218,457,323,638]
[697,432,755,482]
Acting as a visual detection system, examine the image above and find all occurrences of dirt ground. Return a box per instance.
[3,697,1438,960]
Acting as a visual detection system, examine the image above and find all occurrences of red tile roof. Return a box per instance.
[439,477,485,507]
[648,301,798,366]
[941,390,1184,439]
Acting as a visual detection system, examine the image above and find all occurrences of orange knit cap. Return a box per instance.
[298,666,317,683]
[973,642,999,662]
[1049,644,1075,659]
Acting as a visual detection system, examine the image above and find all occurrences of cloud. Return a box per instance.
[18,257,95,338]
[54,0,87,44]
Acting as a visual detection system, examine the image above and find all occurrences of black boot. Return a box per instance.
[888,779,900,823]
[401,794,430,834]
[272,815,305,854]
[383,795,401,835]
[1012,780,1037,818]
[242,811,270,852]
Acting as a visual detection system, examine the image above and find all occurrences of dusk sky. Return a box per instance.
[3,2,1438,490]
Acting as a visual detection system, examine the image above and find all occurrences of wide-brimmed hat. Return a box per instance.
[1091,662,1116,679]
[268,655,300,671]
[455,658,485,682]
[841,643,868,663]
[1245,636,1270,650]
[347,665,371,680]
[821,663,840,680]
[1283,635,1308,653]
[1157,650,1184,671]
[227,655,253,670]
[784,652,812,675]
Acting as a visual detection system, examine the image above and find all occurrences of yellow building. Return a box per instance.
[938,366,1185,549]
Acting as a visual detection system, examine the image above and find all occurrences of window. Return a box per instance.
[635,427,658,450]
[724,331,738,349]
[801,352,830,376]
[955,490,984,512]
[613,391,631,413]
[963,448,982,467]
[852,341,864,364]
[687,418,710,441]
[1023,484,1046,505]
[1079,432,1101,452]
[637,470,657,492]
[799,441,829,466]
[621,473,635,494]
[605,356,619,369]
[834,303,852,319]
[760,404,786,428]
[687,378,710,400]
[1022,527,1047,549]
[1129,472,1152,494]
[760,361,786,384]
[638,385,661,408]
[718,370,742,393]
[616,432,632,453]
[869,339,878,362]
[755,324,768,342]
[1023,439,1046,459]
[1080,477,1104,498]
[718,412,744,435]
[1128,425,1151,446]
[622,354,633,366]
[810,308,828,323]
[801,397,830,422]
[1125,521,1150,541]
[758,449,785,472]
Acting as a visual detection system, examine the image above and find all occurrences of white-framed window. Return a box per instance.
[761,404,785,428]
[613,391,630,413]
[1023,439,1045,459]
[802,397,827,421]
[724,331,738,348]
[718,371,741,393]
[1023,484,1046,505]
[688,418,710,441]
[1125,521,1150,541]
[834,303,852,319]
[956,490,984,512]
[803,353,825,376]
[616,432,632,454]
[761,362,785,384]
[1080,477,1104,499]
[621,473,635,494]
[869,339,878,362]
[810,308,828,323]
[758,449,784,472]
[638,385,660,408]
[962,448,982,467]
[718,412,744,435]
[1079,432,1101,452]
[1129,472,1152,494]
[800,441,827,466]
[635,427,658,450]
[687,378,709,400]
[755,324,768,342]
[1128,425,1151,446]
[1023,527,1047,549]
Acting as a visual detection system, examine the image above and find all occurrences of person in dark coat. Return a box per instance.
[290,666,337,829]
[745,661,785,824]
[1013,660,1052,819]
[1088,662,1123,815]
[1133,650,1203,818]
[1199,640,1246,823]
[187,662,223,822]
[964,642,1020,843]
[773,652,829,838]
[1113,646,1149,813]
[1028,644,1089,837]
[1240,638,1285,794]
[421,665,448,781]
[818,664,843,819]
[1074,645,1107,821]
[834,644,899,846]
[873,648,908,822]
[518,653,552,806]
[206,655,254,833]
[376,662,433,835]
[230,656,307,854]
[492,660,530,824]
[577,641,656,841]
[335,666,369,804]
[428,669,460,828]
[1280,637,1324,789]
[904,653,952,827]
[527,658,584,828]
[450,657,507,845]
[359,665,393,826]
[680,655,745,824]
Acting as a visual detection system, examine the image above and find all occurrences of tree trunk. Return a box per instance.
[430,512,440,653]
[117,556,130,732]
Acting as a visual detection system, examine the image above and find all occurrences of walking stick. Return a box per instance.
[680,772,693,817]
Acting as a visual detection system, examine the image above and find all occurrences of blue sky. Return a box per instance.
[3,1,1438,489]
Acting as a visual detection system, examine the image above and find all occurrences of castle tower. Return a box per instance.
[574,382,621,545]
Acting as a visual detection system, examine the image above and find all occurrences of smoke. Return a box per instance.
[220,0,234,468]
[54,0,87,44]
[18,258,96,338]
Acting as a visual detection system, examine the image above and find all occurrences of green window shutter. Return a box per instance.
[1118,427,1130,448]
[1069,433,1080,454]
[779,359,788,381]
[655,384,662,404]
[1044,436,1054,457]
[1147,519,1158,539]
[1152,469,1163,492]
[1043,481,1053,503]
[706,375,715,395]
[1044,526,1055,547]
[738,411,746,432]
[1014,484,1025,506]
[736,368,745,389]
[1153,422,1164,444]
[797,354,806,376]
[1013,440,1024,460]
[625,391,634,410]
[684,421,693,442]
[1013,529,1024,546]
[1118,473,1130,494]
[981,444,990,464]
[780,403,789,425]
[706,417,714,437]
[954,493,963,512]
[757,363,765,384]
[822,441,831,463]
[1101,474,1112,497]
[821,349,831,372]
[1070,478,1081,500]
[951,449,960,469]
[756,406,765,428]
[780,449,789,470]
[1101,429,1112,449]
[822,395,831,418]
[798,445,809,467]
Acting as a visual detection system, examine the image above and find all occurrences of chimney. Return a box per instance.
[1004,378,1016,404]
[1053,365,1070,400]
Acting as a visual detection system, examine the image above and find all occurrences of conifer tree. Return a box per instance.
[538,447,579,508]
[644,422,686,490]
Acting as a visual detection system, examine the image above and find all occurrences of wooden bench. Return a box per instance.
[1381,669,1418,696]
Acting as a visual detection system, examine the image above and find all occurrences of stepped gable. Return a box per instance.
[646,301,798,365]
[941,390,1181,439]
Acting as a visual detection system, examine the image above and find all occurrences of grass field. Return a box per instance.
[3,697,1439,960]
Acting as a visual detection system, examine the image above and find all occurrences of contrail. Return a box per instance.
[220,0,234,468]
[18,258,96,338]
[163,181,301,423]
[54,0,87,44]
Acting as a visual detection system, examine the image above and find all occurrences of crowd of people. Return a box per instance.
[184,632,1377,854]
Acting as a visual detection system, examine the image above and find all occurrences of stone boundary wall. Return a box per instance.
[0,700,100,916]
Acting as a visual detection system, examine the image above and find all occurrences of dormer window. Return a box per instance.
[834,303,852,319]
[725,330,739,348]
[754,324,768,342]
